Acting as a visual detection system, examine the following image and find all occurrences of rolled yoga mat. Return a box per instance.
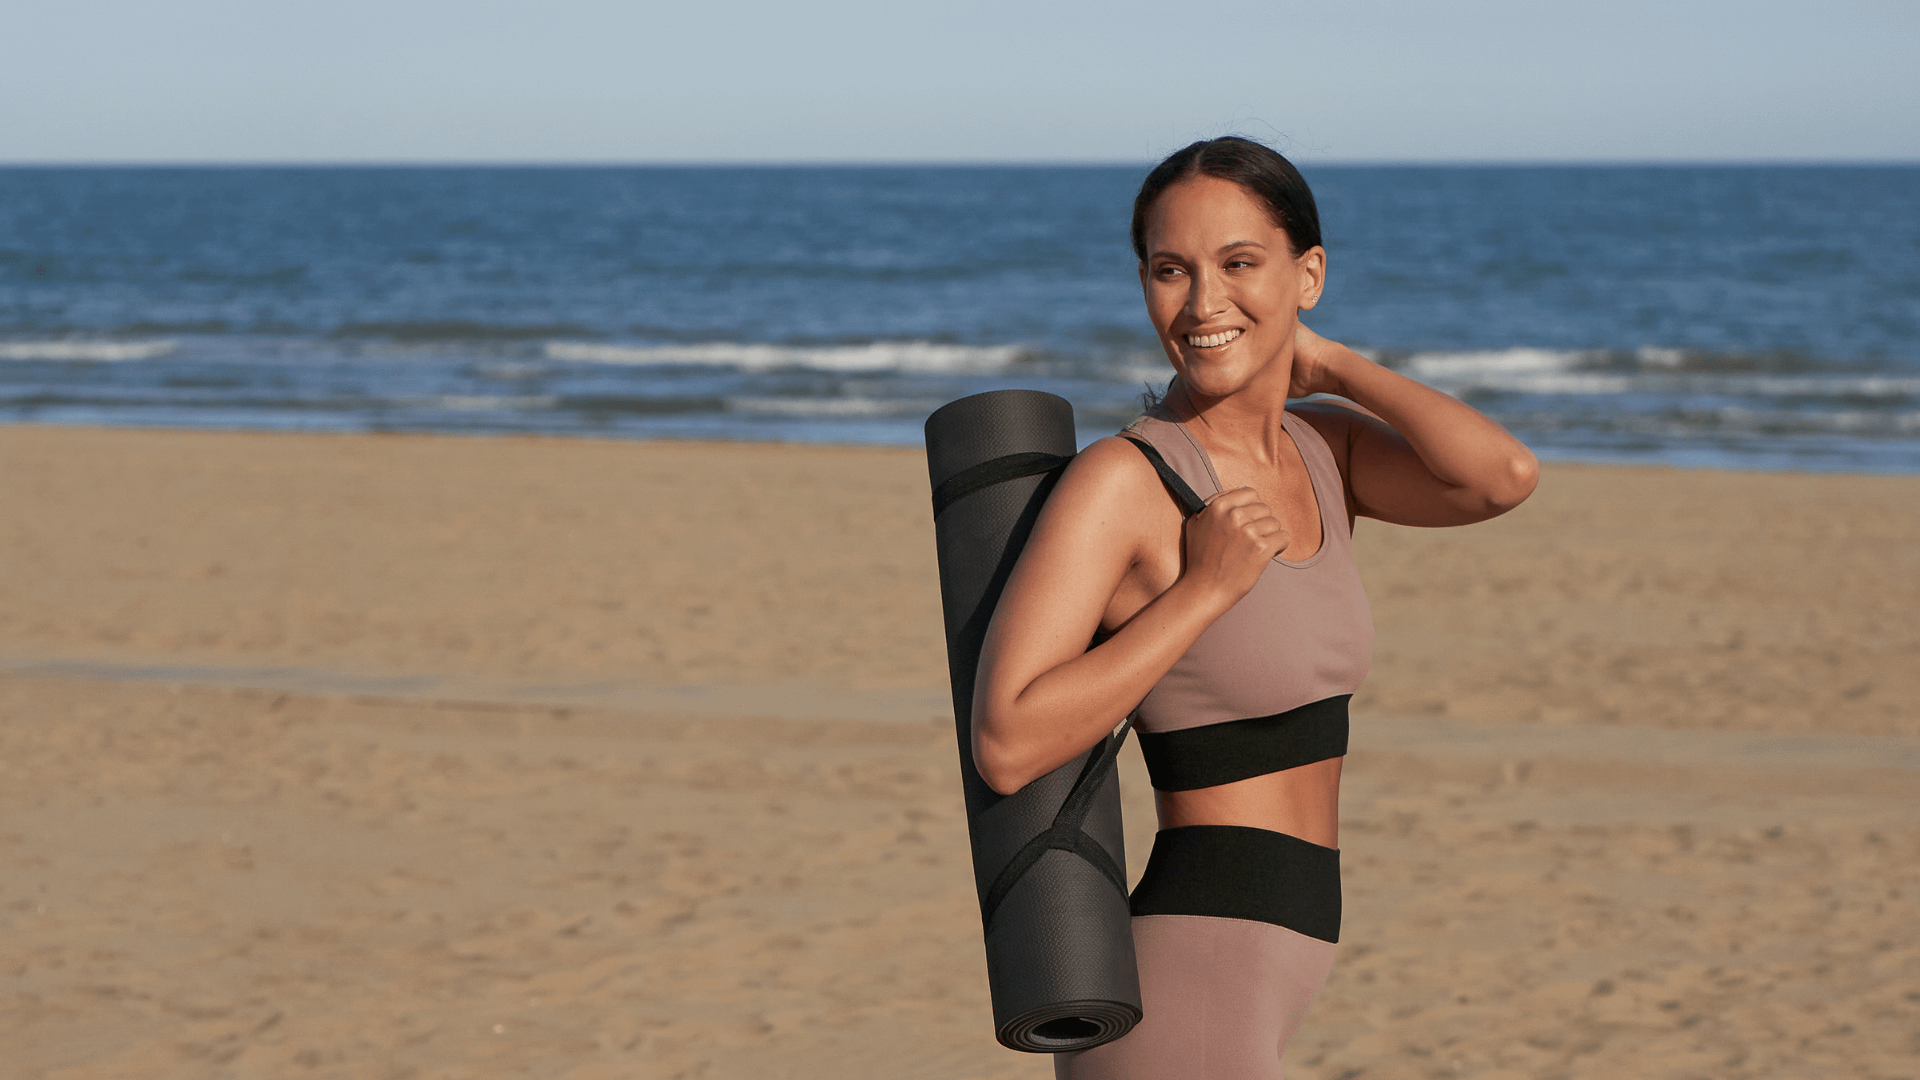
[923,389,1141,1054]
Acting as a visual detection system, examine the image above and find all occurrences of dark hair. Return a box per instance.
[1129,136,1322,261]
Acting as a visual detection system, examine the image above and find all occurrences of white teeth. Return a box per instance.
[1185,329,1242,348]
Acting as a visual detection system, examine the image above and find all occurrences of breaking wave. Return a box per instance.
[543,340,1025,373]
[726,396,940,417]
[1399,347,1920,401]
[0,339,178,362]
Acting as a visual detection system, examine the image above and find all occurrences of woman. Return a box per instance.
[971,138,1538,1077]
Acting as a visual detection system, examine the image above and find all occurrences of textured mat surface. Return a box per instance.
[925,390,1141,1053]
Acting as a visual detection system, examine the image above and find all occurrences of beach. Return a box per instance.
[2,424,1915,1078]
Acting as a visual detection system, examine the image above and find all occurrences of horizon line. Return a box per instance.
[3,157,1918,170]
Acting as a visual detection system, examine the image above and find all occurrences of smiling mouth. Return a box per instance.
[1185,329,1242,349]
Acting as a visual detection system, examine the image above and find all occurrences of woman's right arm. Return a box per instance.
[970,436,1287,795]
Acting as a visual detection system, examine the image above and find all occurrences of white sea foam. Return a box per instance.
[1401,348,1589,380]
[1400,348,1920,400]
[544,340,1023,373]
[1400,348,1624,396]
[0,339,178,362]
[473,362,549,379]
[1635,346,1689,368]
[1702,374,1920,398]
[1679,406,1920,436]
[419,395,559,411]
[1439,371,1639,395]
[727,396,932,417]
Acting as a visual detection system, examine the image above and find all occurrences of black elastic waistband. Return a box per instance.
[1129,824,1341,943]
[1136,695,1350,792]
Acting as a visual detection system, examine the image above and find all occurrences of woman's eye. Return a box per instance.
[1155,265,1184,279]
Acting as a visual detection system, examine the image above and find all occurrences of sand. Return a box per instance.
[1,424,1915,1079]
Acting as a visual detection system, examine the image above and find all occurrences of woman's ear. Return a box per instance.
[1296,246,1327,311]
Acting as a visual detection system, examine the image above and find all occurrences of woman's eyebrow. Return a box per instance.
[1148,240,1267,261]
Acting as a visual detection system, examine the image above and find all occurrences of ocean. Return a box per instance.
[2,165,1916,472]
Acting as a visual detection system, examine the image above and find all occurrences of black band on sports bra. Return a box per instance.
[1136,695,1351,792]
[1122,436,1208,517]
[1130,824,1341,943]
[930,451,1074,518]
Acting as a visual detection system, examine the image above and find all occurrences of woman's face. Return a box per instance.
[1138,175,1325,402]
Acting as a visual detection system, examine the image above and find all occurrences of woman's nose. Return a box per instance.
[1186,269,1228,321]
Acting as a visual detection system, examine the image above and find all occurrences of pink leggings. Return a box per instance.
[1053,914,1337,1079]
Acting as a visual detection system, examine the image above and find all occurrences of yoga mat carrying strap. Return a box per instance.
[978,718,1133,932]
[931,451,1073,519]
[924,390,1142,1054]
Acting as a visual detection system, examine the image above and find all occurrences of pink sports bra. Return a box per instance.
[1119,409,1374,791]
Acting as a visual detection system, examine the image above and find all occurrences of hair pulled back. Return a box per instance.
[1130,136,1322,261]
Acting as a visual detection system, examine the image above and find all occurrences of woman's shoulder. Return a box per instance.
[1288,400,1377,519]
[1060,432,1164,497]
[1034,430,1175,526]
[1289,398,1366,444]
[1289,399,1372,476]
[1006,432,1177,571]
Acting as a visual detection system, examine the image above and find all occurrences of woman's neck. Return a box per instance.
[1164,376,1294,466]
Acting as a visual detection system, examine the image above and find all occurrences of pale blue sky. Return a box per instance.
[3,0,1915,163]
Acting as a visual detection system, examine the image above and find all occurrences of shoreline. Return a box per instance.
[5,417,1919,478]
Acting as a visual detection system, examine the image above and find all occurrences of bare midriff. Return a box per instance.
[1153,756,1343,849]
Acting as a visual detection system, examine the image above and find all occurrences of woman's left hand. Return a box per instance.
[1287,322,1540,527]
[1288,323,1347,399]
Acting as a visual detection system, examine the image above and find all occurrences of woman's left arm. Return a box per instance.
[1291,324,1539,526]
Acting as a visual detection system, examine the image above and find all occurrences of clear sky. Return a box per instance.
[4,0,1916,164]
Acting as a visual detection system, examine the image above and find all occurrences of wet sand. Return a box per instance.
[1,425,1915,1078]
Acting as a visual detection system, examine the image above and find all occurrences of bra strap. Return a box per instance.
[1122,436,1208,517]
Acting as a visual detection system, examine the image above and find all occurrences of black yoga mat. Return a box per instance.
[923,389,1141,1054]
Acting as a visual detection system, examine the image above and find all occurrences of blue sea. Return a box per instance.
[2,165,1917,472]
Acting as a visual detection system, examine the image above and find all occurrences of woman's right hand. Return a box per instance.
[1182,487,1289,609]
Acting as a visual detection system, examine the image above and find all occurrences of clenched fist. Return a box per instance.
[1181,486,1289,610]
